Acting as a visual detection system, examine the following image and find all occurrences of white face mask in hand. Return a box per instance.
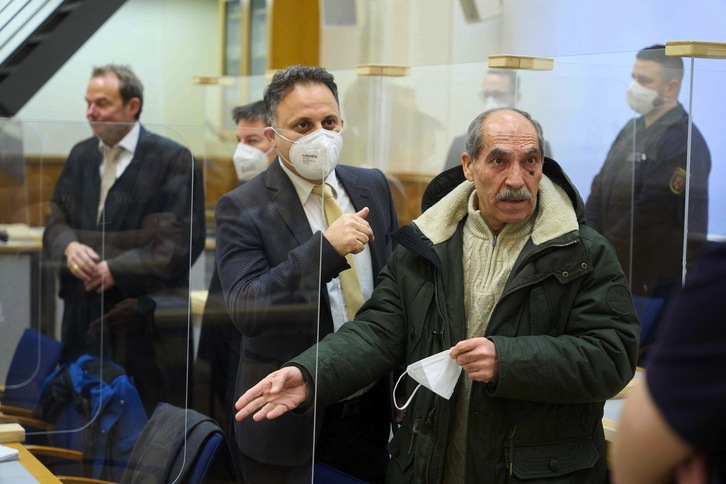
[393,349,462,411]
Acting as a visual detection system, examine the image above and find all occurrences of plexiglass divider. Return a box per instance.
[0,120,211,482]
[674,42,726,243]
[2,42,723,481]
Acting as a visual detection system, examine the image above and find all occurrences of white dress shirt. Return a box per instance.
[280,163,374,332]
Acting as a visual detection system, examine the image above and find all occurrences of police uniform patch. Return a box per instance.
[670,167,687,195]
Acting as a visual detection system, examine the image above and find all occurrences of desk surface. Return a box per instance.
[0,225,43,253]
[0,240,42,253]
[3,442,61,483]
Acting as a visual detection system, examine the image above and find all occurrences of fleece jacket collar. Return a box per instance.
[413,175,578,247]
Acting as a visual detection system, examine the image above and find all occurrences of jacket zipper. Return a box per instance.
[506,425,517,482]
[425,272,447,483]
[432,270,447,347]
[408,417,421,454]
[424,408,438,484]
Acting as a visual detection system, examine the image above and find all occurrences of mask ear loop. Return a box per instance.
[393,370,422,411]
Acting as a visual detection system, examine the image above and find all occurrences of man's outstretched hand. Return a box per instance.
[235,366,308,422]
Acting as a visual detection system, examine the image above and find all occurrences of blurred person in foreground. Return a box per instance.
[612,241,726,484]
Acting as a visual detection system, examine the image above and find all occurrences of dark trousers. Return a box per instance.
[238,378,391,484]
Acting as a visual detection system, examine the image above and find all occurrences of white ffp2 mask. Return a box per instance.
[275,128,343,180]
[232,143,270,182]
[393,349,462,411]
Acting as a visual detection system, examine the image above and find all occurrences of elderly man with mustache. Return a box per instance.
[235,108,639,483]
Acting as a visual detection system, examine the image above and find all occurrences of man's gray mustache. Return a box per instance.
[496,188,532,201]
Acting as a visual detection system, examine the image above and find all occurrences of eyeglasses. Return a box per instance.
[478,90,512,103]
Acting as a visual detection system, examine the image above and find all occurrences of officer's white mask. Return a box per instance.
[393,349,462,411]
[626,79,659,116]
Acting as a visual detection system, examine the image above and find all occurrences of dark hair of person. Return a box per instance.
[263,65,339,125]
[232,100,269,126]
[636,44,684,83]
[465,108,545,160]
[91,64,144,119]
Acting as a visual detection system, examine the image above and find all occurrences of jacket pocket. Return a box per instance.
[387,422,415,481]
[505,439,600,481]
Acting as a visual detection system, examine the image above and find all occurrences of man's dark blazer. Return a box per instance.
[43,125,206,412]
[215,159,398,465]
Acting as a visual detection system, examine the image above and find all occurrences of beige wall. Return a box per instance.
[17,0,221,155]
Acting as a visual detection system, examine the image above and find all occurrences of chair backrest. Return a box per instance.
[313,463,367,483]
[632,295,665,345]
[3,328,62,410]
[120,403,240,484]
[186,432,225,484]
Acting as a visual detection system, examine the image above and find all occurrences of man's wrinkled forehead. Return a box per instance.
[483,112,539,147]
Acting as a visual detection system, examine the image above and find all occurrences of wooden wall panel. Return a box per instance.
[268,0,320,70]
[15,156,433,232]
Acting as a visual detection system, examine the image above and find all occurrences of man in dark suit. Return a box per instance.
[43,64,205,414]
[215,65,398,483]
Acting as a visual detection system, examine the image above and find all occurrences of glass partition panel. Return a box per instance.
[331,50,704,374]
[188,51,724,480]
[465,51,704,362]
[0,119,210,482]
[533,48,718,361]
[195,76,338,480]
[687,54,725,243]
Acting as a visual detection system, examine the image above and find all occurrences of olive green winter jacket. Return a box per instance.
[290,159,640,483]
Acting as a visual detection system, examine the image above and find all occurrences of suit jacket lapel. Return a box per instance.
[266,160,313,245]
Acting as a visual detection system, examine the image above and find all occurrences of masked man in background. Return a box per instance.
[585,44,711,358]
[194,99,276,455]
[444,69,552,171]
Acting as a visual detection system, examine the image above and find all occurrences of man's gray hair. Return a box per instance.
[263,65,339,125]
[464,108,545,161]
[91,64,144,120]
